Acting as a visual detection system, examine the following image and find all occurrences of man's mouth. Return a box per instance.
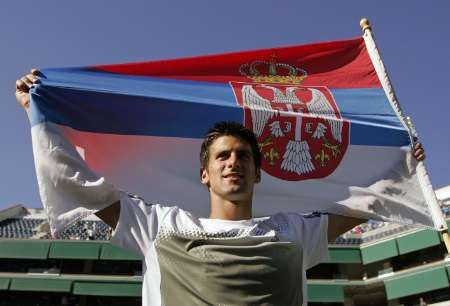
[223,173,244,179]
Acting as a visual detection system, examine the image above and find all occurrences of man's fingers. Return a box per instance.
[16,79,29,92]
[25,74,40,84]
[416,153,425,161]
[415,148,424,155]
[15,79,23,90]
[412,142,425,161]
[414,150,424,158]
[16,74,40,93]
[15,70,40,111]
[20,76,33,89]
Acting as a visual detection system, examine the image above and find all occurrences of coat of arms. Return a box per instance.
[231,57,349,181]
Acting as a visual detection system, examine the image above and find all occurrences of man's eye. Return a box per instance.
[217,153,228,160]
[240,151,251,159]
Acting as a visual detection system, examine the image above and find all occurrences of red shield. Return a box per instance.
[230,82,349,181]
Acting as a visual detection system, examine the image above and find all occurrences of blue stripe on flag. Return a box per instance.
[30,68,410,147]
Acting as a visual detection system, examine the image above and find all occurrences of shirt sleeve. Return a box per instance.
[110,193,174,258]
[31,122,121,237]
[287,212,329,270]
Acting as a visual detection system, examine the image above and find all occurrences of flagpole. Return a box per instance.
[359,18,450,254]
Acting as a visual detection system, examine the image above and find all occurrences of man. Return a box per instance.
[16,69,425,305]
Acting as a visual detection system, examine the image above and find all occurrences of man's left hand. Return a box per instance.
[413,142,425,161]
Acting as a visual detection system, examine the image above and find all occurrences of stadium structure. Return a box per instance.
[0,186,449,306]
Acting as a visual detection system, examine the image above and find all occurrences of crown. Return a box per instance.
[239,55,307,84]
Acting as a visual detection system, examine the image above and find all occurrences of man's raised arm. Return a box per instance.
[15,69,121,230]
[327,142,426,243]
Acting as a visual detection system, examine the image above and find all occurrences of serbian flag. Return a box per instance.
[30,36,443,236]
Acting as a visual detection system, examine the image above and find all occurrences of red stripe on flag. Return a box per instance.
[93,37,380,89]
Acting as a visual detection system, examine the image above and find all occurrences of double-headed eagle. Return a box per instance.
[242,85,343,175]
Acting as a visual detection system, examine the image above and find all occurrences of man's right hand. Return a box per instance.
[15,69,40,111]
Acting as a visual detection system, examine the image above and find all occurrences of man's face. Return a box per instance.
[201,135,261,202]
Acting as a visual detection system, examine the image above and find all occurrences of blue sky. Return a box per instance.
[1,1,449,209]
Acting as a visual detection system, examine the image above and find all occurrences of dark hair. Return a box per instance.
[200,121,261,170]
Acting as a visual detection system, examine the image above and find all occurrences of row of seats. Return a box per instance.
[0,218,44,239]
[362,224,414,243]
[40,220,112,240]
[333,237,363,245]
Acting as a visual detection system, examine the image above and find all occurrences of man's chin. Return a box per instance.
[221,188,251,201]
[224,183,246,193]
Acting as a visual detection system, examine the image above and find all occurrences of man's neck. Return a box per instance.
[209,194,252,220]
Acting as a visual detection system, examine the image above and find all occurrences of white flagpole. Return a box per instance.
[360,18,450,253]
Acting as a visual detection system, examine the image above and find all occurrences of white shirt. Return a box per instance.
[111,193,329,306]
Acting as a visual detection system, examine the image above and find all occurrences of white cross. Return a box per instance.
[280,104,303,141]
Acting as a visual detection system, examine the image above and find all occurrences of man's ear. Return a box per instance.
[200,168,210,185]
[255,168,261,184]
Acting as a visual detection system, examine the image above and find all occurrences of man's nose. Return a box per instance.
[226,152,240,169]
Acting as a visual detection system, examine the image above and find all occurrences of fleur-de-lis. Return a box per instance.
[315,149,330,167]
[259,136,280,165]
[264,148,280,166]
[321,137,341,158]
